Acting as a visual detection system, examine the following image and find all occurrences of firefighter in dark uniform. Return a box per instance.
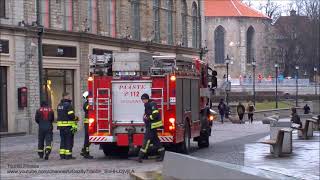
[137,93,165,163]
[57,92,77,160]
[80,91,93,159]
[35,101,54,160]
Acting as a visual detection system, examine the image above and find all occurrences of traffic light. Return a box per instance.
[211,70,217,88]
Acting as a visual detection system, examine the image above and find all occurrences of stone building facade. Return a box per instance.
[0,0,203,134]
[203,0,272,80]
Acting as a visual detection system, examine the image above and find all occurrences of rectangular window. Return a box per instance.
[153,0,160,42]
[131,0,140,40]
[0,0,5,18]
[64,0,73,31]
[40,0,50,28]
[43,44,77,58]
[105,0,116,37]
[166,0,173,45]
[87,0,97,34]
[92,48,112,55]
[0,40,9,54]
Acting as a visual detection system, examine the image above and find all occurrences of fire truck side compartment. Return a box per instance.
[176,79,183,124]
[191,79,200,121]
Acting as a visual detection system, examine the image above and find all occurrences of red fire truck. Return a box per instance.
[87,52,215,155]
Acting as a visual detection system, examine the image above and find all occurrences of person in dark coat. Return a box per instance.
[218,99,226,124]
[35,101,54,160]
[237,102,245,124]
[247,102,255,124]
[291,107,302,128]
[303,104,311,114]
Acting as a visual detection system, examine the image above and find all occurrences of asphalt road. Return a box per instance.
[0,121,270,180]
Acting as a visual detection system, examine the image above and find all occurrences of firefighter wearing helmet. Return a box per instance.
[80,91,93,159]
[57,92,78,160]
[138,93,165,163]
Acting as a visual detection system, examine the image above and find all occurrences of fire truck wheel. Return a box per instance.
[180,123,191,154]
[101,143,117,156]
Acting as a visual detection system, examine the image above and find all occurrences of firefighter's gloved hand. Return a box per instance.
[74,116,79,121]
[143,115,148,123]
[71,124,78,134]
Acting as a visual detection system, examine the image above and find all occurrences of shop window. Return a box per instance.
[0,40,9,54]
[43,44,77,58]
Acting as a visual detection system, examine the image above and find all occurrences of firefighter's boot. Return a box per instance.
[38,152,44,159]
[65,155,76,160]
[44,147,51,160]
[80,148,86,157]
[137,151,144,163]
[84,153,93,159]
[156,149,165,162]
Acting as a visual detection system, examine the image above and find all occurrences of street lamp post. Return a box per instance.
[225,55,231,106]
[275,63,279,109]
[295,66,299,107]
[36,0,44,103]
[252,59,256,106]
[314,67,318,95]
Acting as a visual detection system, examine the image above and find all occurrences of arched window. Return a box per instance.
[153,0,160,42]
[247,26,255,63]
[181,0,188,47]
[166,0,173,45]
[192,2,198,48]
[131,0,140,40]
[214,26,225,64]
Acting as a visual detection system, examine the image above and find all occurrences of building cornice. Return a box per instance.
[0,24,200,56]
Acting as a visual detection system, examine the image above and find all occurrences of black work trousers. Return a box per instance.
[139,128,164,156]
[38,128,53,154]
[83,123,90,152]
[59,126,73,157]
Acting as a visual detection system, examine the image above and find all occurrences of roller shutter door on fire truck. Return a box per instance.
[112,81,152,123]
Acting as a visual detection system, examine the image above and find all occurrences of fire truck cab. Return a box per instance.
[87,52,214,155]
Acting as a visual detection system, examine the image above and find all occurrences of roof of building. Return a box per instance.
[205,0,269,19]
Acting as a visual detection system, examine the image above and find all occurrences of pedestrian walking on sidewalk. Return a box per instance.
[218,99,227,124]
[247,102,255,124]
[35,101,54,160]
[303,104,310,114]
[237,102,245,124]
[291,107,302,128]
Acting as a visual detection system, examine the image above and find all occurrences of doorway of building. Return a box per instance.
[43,69,74,119]
[0,66,8,132]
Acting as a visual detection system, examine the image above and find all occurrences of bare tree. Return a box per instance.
[258,0,282,20]
[274,0,319,79]
[241,0,253,7]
